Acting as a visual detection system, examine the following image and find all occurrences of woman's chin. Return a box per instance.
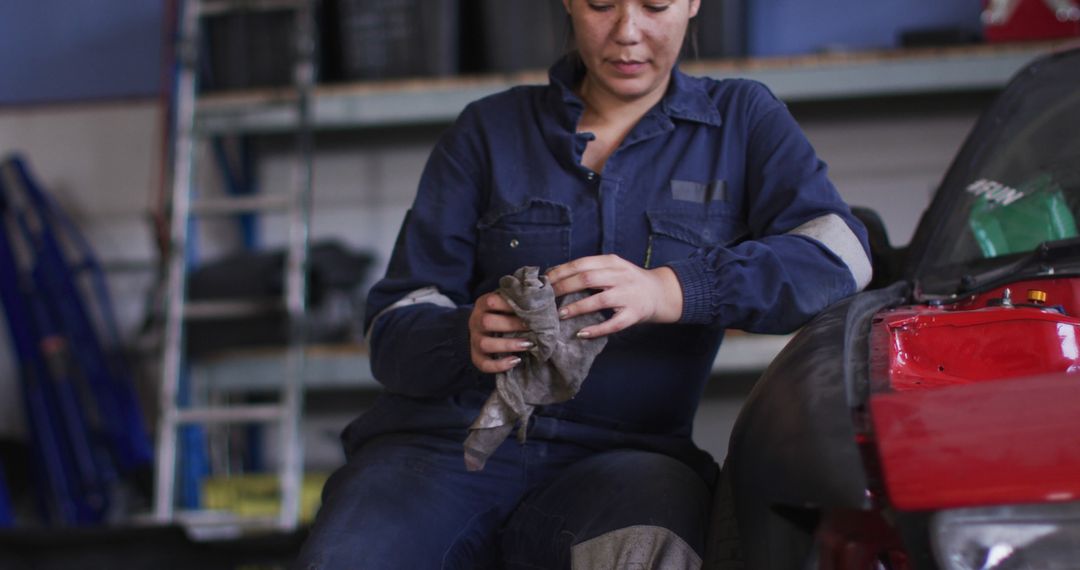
[600,76,665,103]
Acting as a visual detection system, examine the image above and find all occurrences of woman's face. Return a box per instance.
[563,0,700,104]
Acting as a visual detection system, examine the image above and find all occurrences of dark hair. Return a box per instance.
[685,15,700,59]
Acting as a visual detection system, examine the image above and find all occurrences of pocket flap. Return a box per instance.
[647,209,714,248]
[478,199,571,229]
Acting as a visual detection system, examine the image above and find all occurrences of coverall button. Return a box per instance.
[509,238,520,248]
[586,172,596,181]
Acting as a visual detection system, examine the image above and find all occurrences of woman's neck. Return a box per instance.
[575,74,670,173]
[576,74,668,131]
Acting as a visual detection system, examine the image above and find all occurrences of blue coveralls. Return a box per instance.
[295,55,871,569]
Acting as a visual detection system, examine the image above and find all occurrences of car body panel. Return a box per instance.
[870,373,1080,511]
[721,44,1080,569]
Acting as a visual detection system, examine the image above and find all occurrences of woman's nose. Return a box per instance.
[613,8,643,44]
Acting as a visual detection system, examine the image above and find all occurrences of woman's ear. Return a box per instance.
[562,0,572,15]
[688,0,701,18]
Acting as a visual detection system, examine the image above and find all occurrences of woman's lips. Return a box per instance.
[610,60,646,75]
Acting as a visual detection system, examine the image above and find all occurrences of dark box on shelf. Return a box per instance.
[475,0,568,73]
[332,0,459,81]
[185,242,373,358]
[693,0,747,59]
[201,10,301,91]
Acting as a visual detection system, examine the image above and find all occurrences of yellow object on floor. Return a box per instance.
[202,473,328,523]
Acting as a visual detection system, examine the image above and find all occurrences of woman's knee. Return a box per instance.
[295,435,513,569]
[502,450,711,569]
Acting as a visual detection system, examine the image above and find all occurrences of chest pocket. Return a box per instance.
[476,199,571,288]
[644,206,748,268]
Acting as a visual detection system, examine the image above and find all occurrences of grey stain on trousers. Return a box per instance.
[464,266,608,471]
[571,525,703,570]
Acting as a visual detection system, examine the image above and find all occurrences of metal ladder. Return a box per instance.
[154,0,316,532]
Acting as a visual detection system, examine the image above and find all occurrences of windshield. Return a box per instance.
[914,48,1080,293]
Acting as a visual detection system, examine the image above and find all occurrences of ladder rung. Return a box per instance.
[198,0,307,17]
[174,404,286,424]
[190,194,291,216]
[184,299,283,320]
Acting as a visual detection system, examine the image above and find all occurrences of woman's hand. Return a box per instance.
[546,254,684,339]
[468,292,533,374]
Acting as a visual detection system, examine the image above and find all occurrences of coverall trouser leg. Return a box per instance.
[501,449,711,569]
[294,431,710,569]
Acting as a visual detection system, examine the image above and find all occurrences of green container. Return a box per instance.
[969,178,1077,258]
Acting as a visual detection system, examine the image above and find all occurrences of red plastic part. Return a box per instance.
[870,373,1080,510]
[880,307,1080,390]
[984,0,1080,42]
[874,278,1080,391]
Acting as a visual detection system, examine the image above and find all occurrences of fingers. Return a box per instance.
[547,261,626,297]
[575,309,636,339]
[546,255,622,287]
[557,288,612,320]
[480,291,515,314]
[480,311,528,334]
[474,292,527,333]
[478,335,534,355]
[470,336,533,374]
[469,291,531,373]
[472,353,523,374]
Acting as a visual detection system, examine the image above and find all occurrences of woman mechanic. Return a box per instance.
[296,0,872,567]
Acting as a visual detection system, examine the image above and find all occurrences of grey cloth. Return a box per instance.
[464,266,608,471]
[571,525,703,570]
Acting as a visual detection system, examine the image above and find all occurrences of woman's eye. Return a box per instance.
[644,2,670,12]
[587,2,614,12]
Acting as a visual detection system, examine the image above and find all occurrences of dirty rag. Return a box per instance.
[464,266,608,471]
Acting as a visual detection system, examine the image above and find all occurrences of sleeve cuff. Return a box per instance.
[451,304,476,371]
[666,256,715,325]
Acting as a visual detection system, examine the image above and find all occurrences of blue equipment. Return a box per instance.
[0,154,154,525]
[0,459,12,526]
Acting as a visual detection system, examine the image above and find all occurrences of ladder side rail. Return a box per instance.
[279,0,316,530]
[154,0,203,523]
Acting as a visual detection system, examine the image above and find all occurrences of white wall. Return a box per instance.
[0,97,980,441]
[802,111,979,245]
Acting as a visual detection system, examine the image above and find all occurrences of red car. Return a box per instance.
[715,45,1080,569]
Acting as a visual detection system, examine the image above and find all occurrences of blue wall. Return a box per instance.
[748,0,983,56]
[0,1,164,105]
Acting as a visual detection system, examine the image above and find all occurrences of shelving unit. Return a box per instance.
[192,332,793,395]
[187,41,1068,395]
[195,41,1064,135]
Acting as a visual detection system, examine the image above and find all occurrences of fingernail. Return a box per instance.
[559,308,569,318]
[518,341,534,349]
[576,330,591,339]
[509,357,522,366]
